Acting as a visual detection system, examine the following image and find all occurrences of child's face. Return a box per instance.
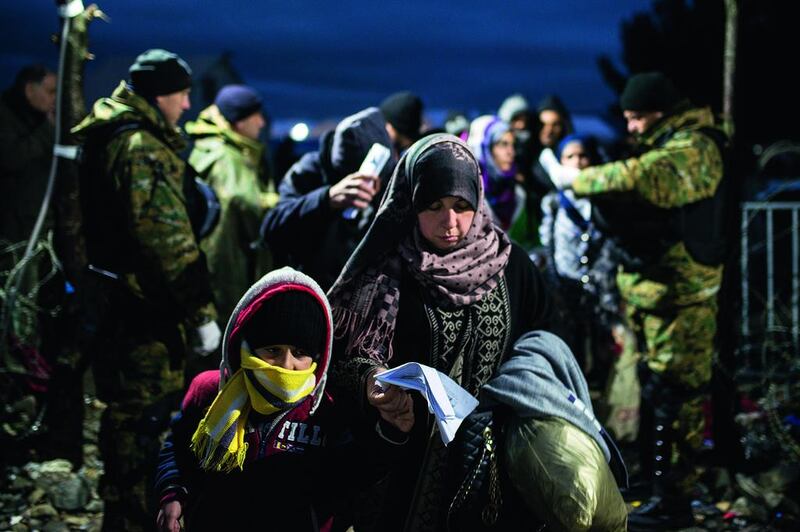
[559,140,591,170]
[254,344,314,370]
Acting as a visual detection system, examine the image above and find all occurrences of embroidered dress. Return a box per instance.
[328,134,551,531]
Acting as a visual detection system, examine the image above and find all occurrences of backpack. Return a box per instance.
[77,121,218,275]
[677,126,731,267]
[74,122,217,328]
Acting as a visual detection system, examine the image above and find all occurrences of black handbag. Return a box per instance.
[446,409,547,532]
[446,409,502,530]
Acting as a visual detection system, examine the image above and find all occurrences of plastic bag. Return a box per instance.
[503,416,628,532]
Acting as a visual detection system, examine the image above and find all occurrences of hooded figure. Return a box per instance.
[260,107,397,290]
[155,267,356,531]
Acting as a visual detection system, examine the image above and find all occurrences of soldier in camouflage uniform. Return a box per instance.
[186,85,278,339]
[72,49,221,531]
[560,72,724,530]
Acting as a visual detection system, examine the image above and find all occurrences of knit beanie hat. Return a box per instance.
[329,107,394,180]
[215,85,263,124]
[128,49,192,99]
[380,91,423,140]
[620,72,682,112]
[241,291,327,359]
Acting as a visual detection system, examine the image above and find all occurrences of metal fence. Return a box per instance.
[740,201,800,351]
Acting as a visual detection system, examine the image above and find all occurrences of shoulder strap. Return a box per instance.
[557,191,590,233]
[696,126,729,152]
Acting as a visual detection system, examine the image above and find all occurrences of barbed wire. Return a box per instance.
[0,232,64,368]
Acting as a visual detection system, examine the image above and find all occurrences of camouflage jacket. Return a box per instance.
[186,105,278,322]
[72,81,216,327]
[572,105,724,310]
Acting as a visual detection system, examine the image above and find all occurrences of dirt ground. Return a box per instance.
[0,375,798,531]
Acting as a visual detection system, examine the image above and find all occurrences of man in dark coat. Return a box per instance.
[0,64,56,244]
[529,94,575,202]
[260,107,397,290]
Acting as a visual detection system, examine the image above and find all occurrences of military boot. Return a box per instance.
[628,414,694,531]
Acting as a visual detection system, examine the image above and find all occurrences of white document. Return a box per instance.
[375,362,479,445]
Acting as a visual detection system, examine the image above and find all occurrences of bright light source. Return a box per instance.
[289,122,309,142]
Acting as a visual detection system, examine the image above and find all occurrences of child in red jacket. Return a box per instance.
[155,267,353,531]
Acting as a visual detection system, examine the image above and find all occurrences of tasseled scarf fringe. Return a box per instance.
[332,306,394,364]
[190,417,249,473]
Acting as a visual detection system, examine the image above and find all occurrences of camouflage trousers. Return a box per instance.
[91,312,185,532]
[627,298,717,495]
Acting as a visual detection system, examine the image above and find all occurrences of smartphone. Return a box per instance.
[343,143,392,220]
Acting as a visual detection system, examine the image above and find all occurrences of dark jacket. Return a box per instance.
[335,244,552,532]
[0,88,54,242]
[155,267,376,531]
[260,107,396,290]
[156,369,354,531]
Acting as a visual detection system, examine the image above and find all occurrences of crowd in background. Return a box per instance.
[0,44,728,532]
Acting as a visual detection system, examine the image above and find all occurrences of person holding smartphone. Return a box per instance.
[260,107,398,290]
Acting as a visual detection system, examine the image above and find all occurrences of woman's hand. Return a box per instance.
[366,368,415,433]
[156,500,183,532]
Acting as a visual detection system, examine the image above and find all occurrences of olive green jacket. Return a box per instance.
[186,105,278,323]
[572,105,724,310]
[72,81,216,326]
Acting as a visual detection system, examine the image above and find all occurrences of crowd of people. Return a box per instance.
[0,45,728,532]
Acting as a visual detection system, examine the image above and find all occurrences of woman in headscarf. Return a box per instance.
[328,133,552,531]
[468,115,539,251]
[467,115,522,230]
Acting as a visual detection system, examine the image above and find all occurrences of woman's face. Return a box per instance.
[490,131,515,172]
[559,140,591,170]
[417,196,476,252]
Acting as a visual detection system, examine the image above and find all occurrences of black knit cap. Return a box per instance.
[241,291,327,359]
[413,142,479,212]
[620,72,682,112]
[329,107,395,181]
[380,91,423,140]
[129,49,192,99]
[215,84,262,124]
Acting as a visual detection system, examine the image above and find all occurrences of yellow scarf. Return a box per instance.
[191,346,317,472]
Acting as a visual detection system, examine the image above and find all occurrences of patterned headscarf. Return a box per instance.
[328,133,511,364]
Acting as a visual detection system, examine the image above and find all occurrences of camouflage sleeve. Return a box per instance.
[572,158,638,196]
[122,141,217,327]
[573,130,723,209]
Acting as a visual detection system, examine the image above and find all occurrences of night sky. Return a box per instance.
[1,1,650,126]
